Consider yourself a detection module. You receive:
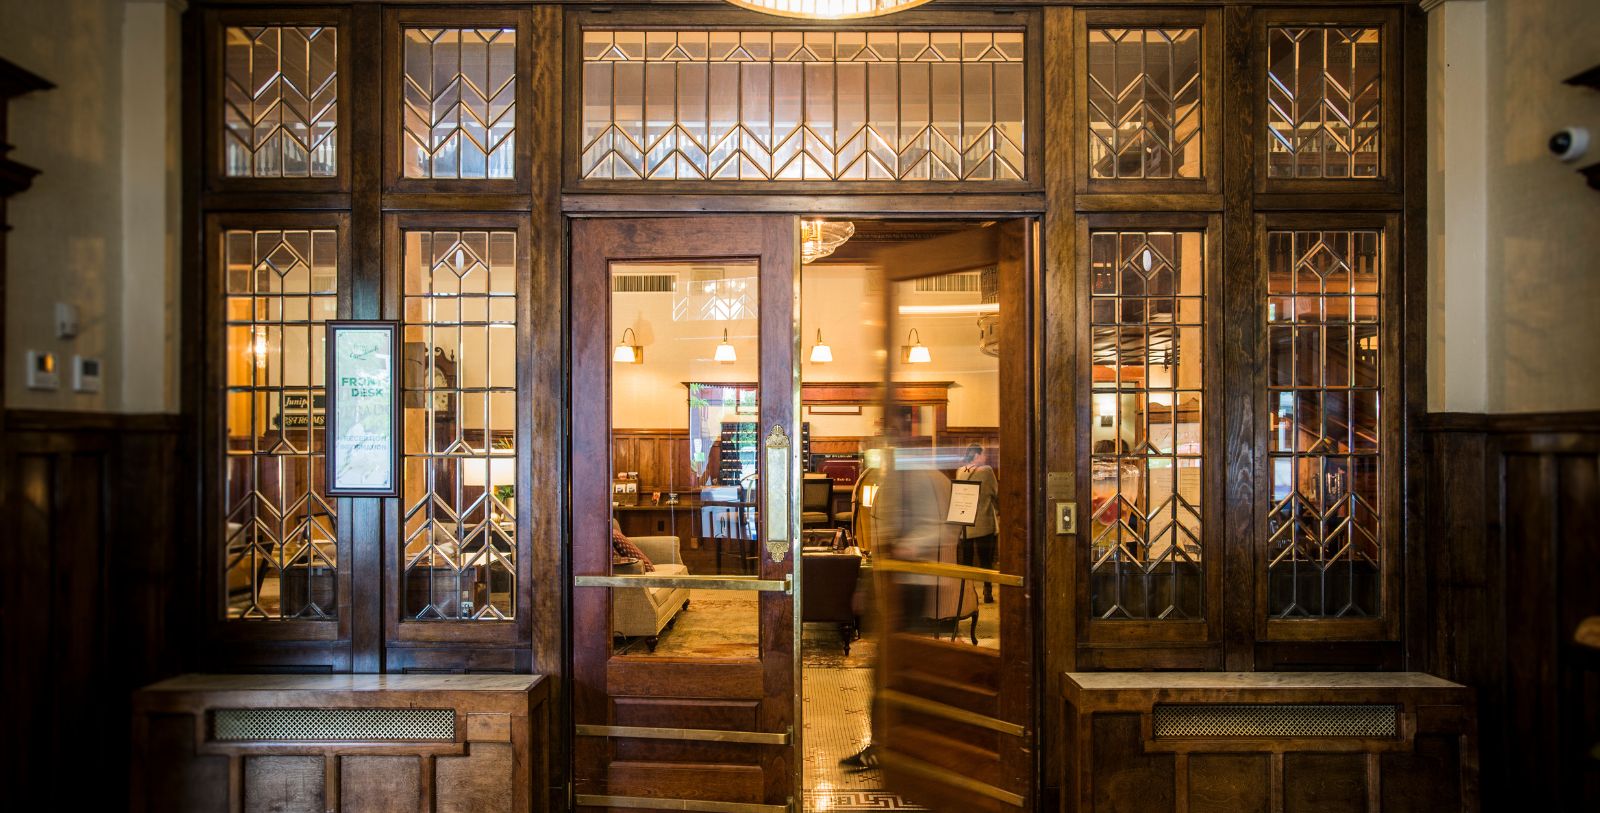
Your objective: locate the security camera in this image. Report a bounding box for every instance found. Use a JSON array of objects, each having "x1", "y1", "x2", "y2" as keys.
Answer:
[{"x1": 1549, "y1": 127, "x2": 1590, "y2": 162}]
